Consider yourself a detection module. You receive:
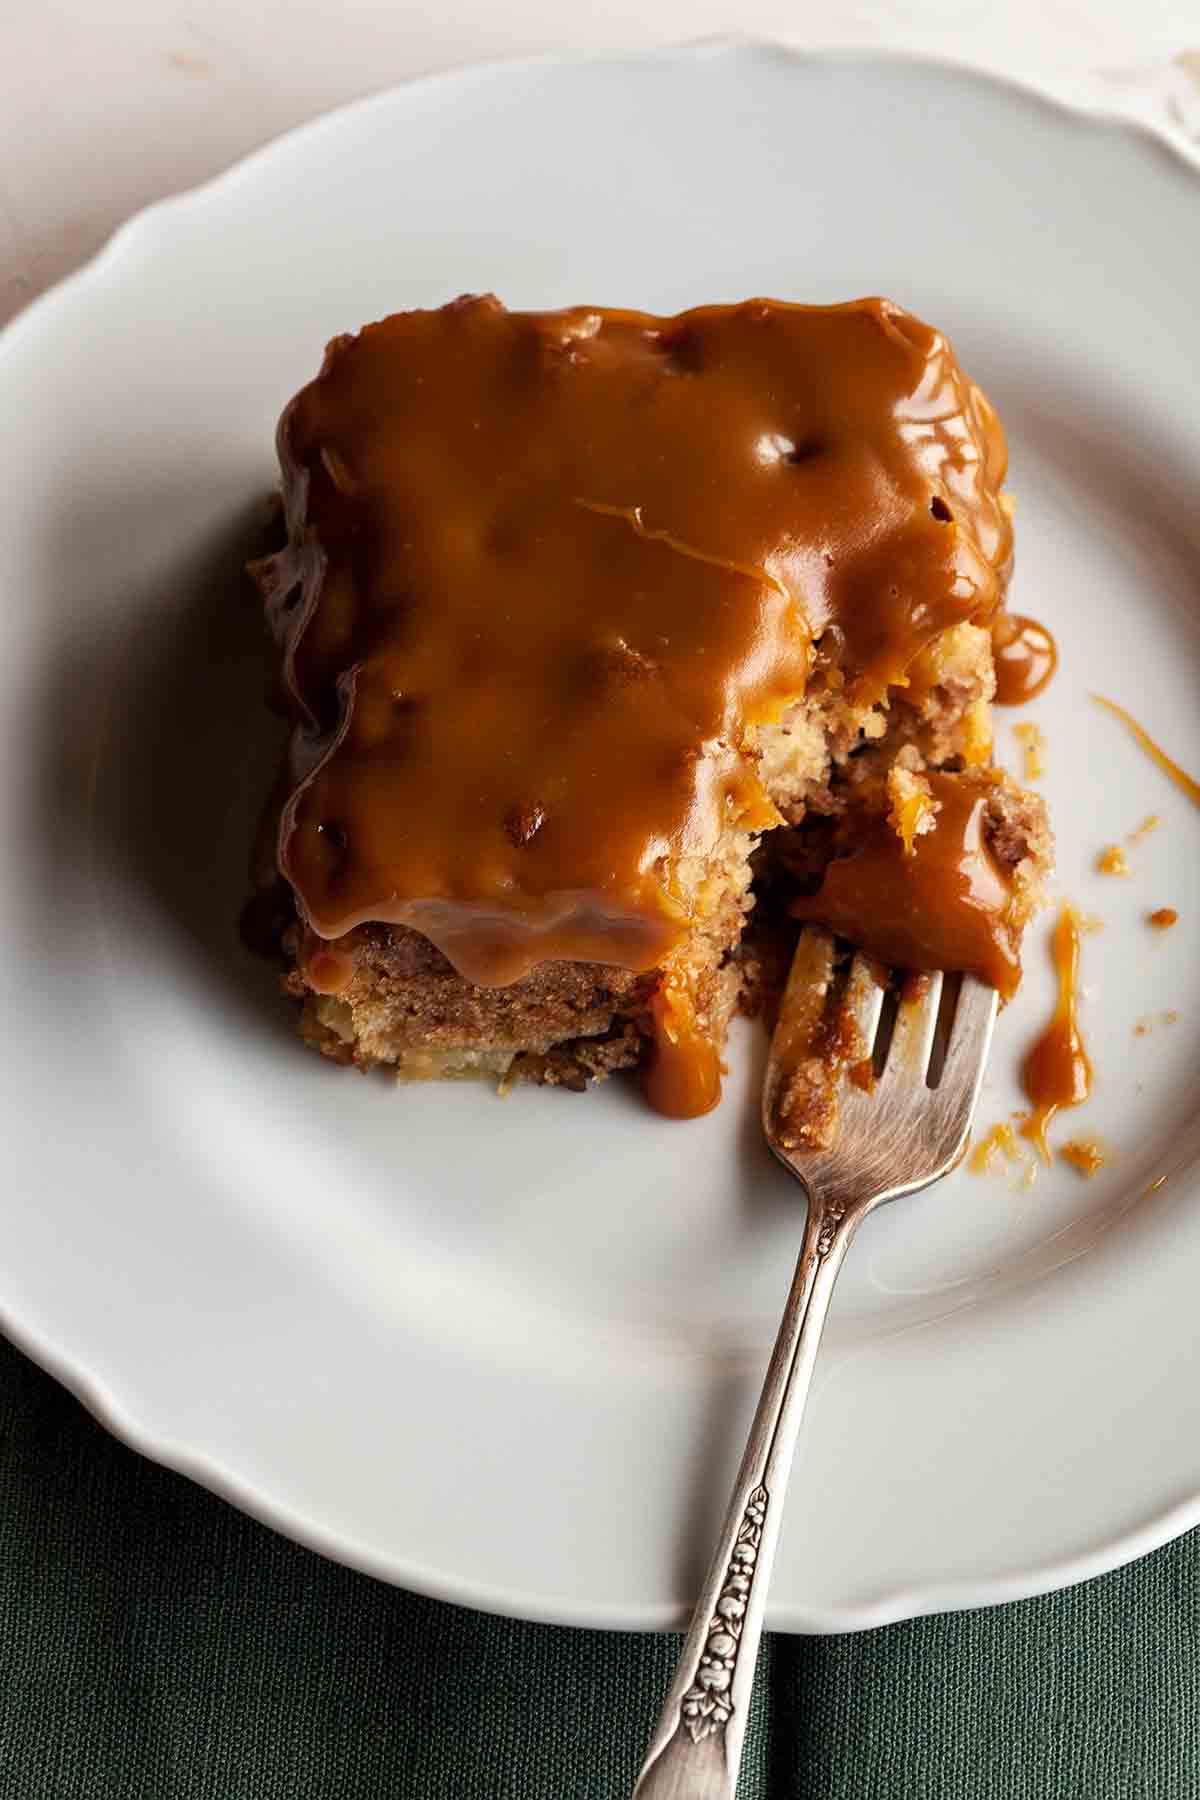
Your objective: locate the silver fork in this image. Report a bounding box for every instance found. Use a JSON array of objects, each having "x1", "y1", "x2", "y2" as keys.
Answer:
[{"x1": 632, "y1": 928, "x2": 999, "y2": 1800}]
